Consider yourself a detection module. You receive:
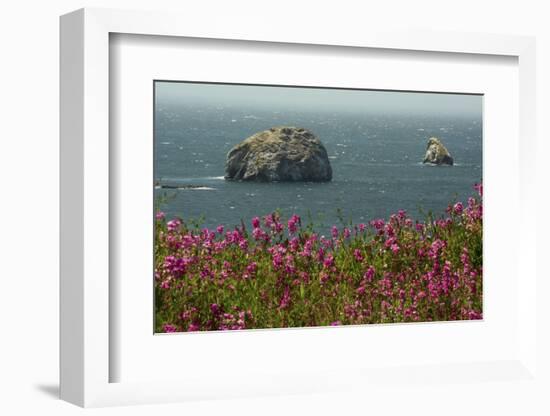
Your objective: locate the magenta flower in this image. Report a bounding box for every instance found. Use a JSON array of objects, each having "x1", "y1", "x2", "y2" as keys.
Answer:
[
  {"x1": 246, "y1": 261, "x2": 257, "y2": 274},
  {"x1": 287, "y1": 214, "x2": 300, "y2": 234},
  {"x1": 252, "y1": 227, "x2": 265, "y2": 241},
  {"x1": 474, "y1": 182, "x2": 483, "y2": 197},
  {"x1": 468, "y1": 310, "x2": 482, "y2": 320},
  {"x1": 200, "y1": 266, "x2": 212, "y2": 280},
  {"x1": 263, "y1": 214, "x2": 273, "y2": 228},
  {"x1": 274, "y1": 222, "x2": 284, "y2": 234},
  {"x1": 284, "y1": 254, "x2": 296, "y2": 275},
  {"x1": 370, "y1": 219, "x2": 385, "y2": 231},
  {"x1": 188, "y1": 323, "x2": 200, "y2": 332},
  {"x1": 156, "y1": 211, "x2": 165, "y2": 221},
  {"x1": 289, "y1": 237, "x2": 300, "y2": 251},
  {"x1": 278, "y1": 286, "x2": 291, "y2": 309},
  {"x1": 163, "y1": 323, "x2": 177, "y2": 333},
  {"x1": 166, "y1": 218, "x2": 181, "y2": 232},
  {"x1": 323, "y1": 254, "x2": 334, "y2": 268},
  {"x1": 364, "y1": 266, "x2": 375, "y2": 282},
  {"x1": 238, "y1": 238, "x2": 248, "y2": 250},
  {"x1": 252, "y1": 216, "x2": 260, "y2": 228},
  {"x1": 272, "y1": 252, "x2": 283, "y2": 269},
  {"x1": 453, "y1": 202, "x2": 464, "y2": 215}
]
